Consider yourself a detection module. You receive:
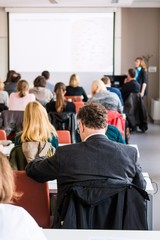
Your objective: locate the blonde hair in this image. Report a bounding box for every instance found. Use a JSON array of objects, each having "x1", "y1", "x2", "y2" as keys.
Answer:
[
  {"x1": 135, "y1": 57, "x2": 147, "y2": 72},
  {"x1": 17, "y1": 80, "x2": 29, "y2": 98},
  {"x1": 69, "y1": 74, "x2": 80, "y2": 87},
  {"x1": 101, "y1": 76, "x2": 111, "y2": 85},
  {"x1": 0, "y1": 152, "x2": 15, "y2": 203},
  {"x1": 0, "y1": 81, "x2": 4, "y2": 91},
  {"x1": 91, "y1": 80, "x2": 107, "y2": 96},
  {"x1": 21, "y1": 101, "x2": 57, "y2": 142}
]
